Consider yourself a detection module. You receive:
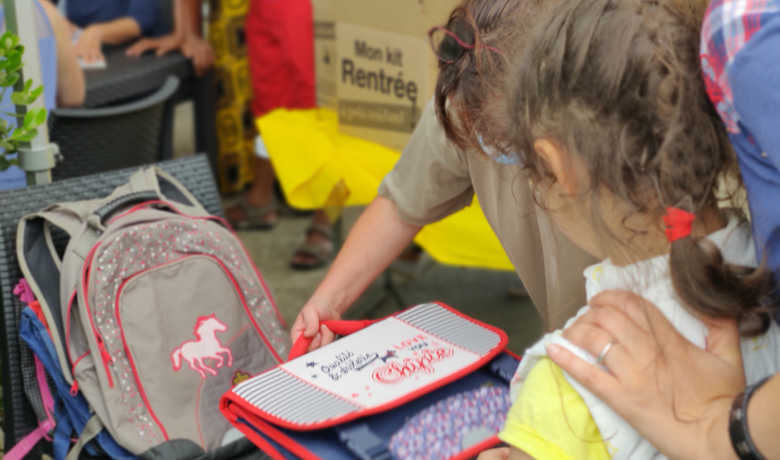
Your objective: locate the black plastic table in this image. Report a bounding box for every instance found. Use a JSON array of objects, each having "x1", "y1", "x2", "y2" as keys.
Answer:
[{"x1": 83, "y1": 45, "x2": 218, "y2": 170}]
